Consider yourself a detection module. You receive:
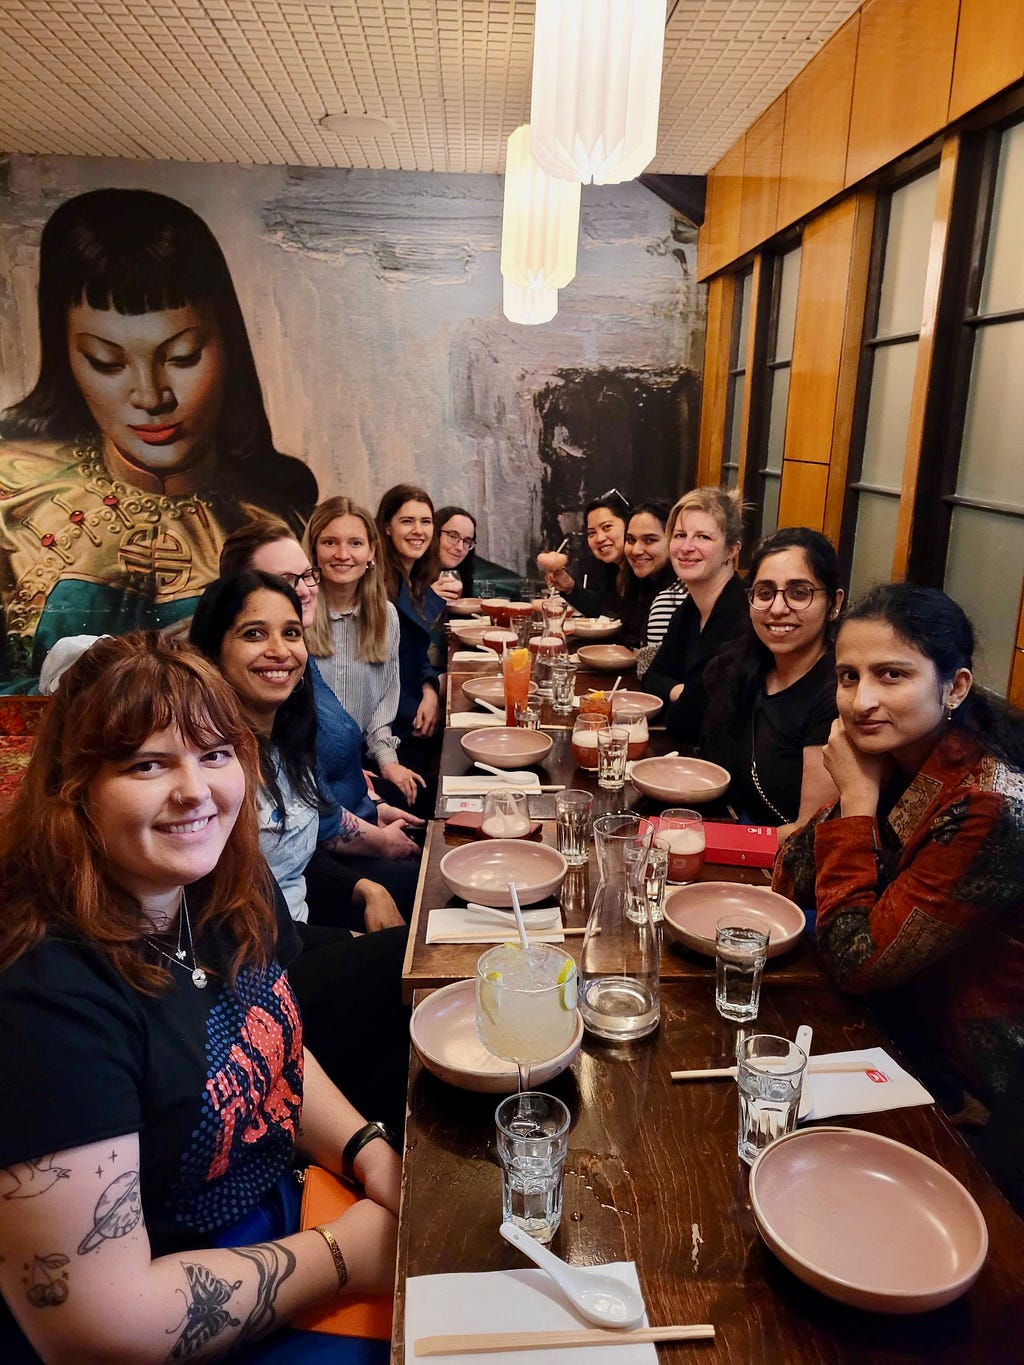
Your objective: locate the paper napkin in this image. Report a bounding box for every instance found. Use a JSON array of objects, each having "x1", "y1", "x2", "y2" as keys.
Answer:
[
  {"x1": 449, "y1": 711, "x2": 508, "y2": 729},
  {"x1": 405, "y1": 1266, "x2": 655, "y2": 1365},
  {"x1": 452, "y1": 649, "x2": 498, "y2": 663},
  {"x1": 443, "y1": 775, "x2": 542, "y2": 795},
  {"x1": 426, "y1": 904, "x2": 564, "y2": 944},
  {"x1": 804, "y1": 1047, "x2": 934, "y2": 1121}
]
